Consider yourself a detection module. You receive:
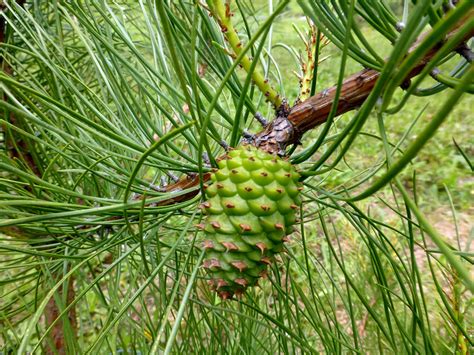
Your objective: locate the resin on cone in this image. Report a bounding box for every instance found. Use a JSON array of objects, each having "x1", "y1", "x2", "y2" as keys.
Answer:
[{"x1": 199, "y1": 145, "x2": 302, "y2": 299}]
